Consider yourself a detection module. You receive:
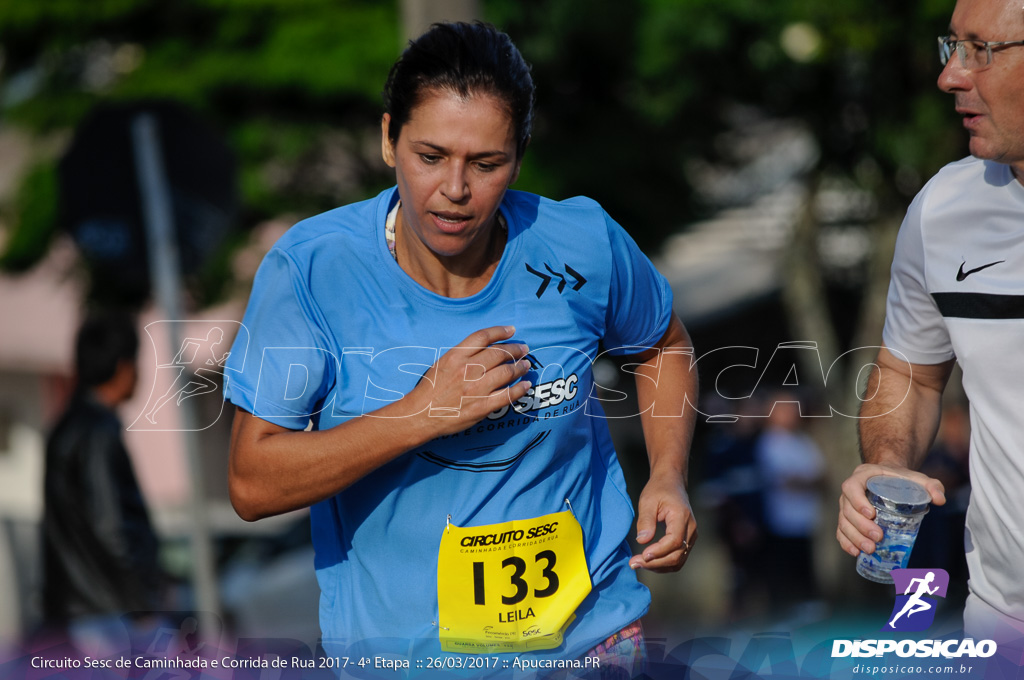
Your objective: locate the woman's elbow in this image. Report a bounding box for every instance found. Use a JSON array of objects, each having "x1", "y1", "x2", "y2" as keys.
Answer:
[{"x1": 228, "y1": 472, "x2": 269, "y2": 522}]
